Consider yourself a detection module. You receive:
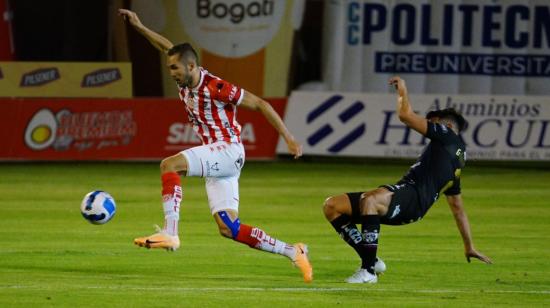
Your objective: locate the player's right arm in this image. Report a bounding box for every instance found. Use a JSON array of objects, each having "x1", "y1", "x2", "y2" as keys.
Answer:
[
  {"x1": 118, "y1": 9, "x2": 173, "y2": 53},
  {"x1": 389, "y1": 76, "x2": 428, "y2": 136},
  {"x1": 239, "y1": 91, "x2": 302, "y2": 159},
  {"x1": 446, "y1": 193, "x2": 492, "y2": 264}
]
